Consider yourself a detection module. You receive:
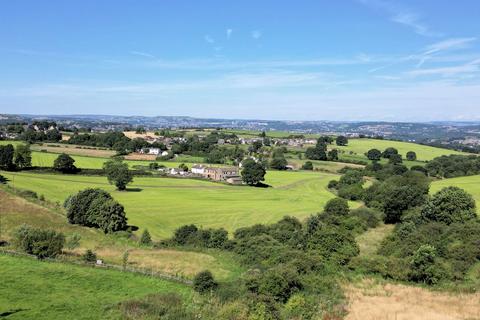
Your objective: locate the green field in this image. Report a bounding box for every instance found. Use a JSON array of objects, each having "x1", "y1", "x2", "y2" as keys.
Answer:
[
  {"x1": 0, "y1": 254, "x2": 190, "y2": 320},
  {"x1": 0, "y1": 170, "x2": 340, "y2": 239},
  {"x1": 431, "y1": 175, "x2": 480, "y2": 214},
  {"x1": 337, "y1": 138, "x2": 468, "y2": 162}
]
